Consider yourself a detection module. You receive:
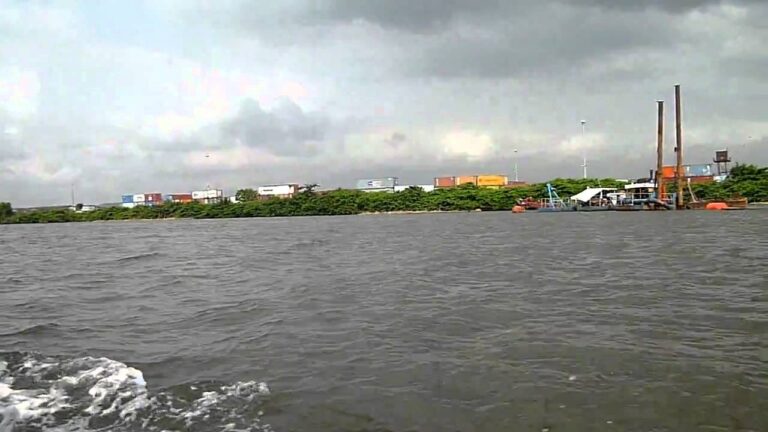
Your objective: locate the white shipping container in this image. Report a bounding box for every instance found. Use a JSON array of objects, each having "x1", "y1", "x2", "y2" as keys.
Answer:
[
  {"x1": 258, "y1": 185, "x2": 295, "y2": 196},
  {"x1": 206, "y1": 189, "x2": 223, "y2": 199},
  {"x1": 122, "y1": 202, "x2": 137, "y2": 208},
  {"x1": 191, "y1": 191, "x2": 206, "y2": 199},
  {"x1": 132, "y1": 194, "x2": 145, "y2": 202},
  {"x1": 356, "y1": 178, "x2": 398, "y2": 190}
]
